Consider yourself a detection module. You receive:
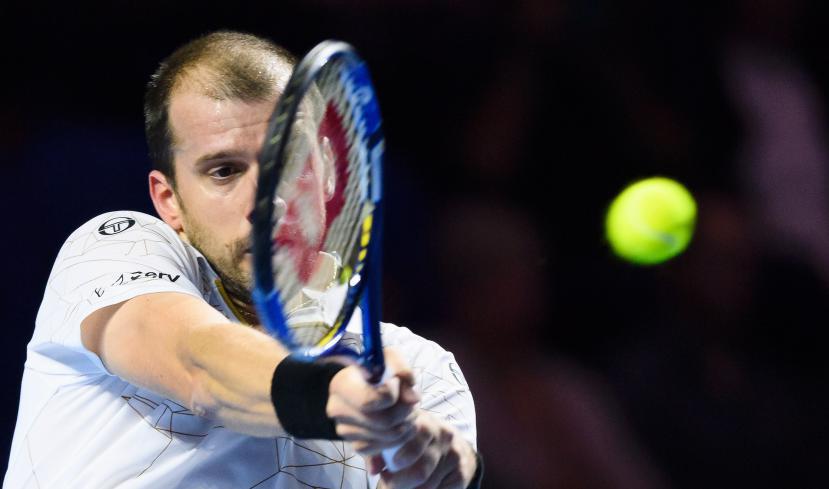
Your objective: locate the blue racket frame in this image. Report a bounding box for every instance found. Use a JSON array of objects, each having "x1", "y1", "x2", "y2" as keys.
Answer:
[{"x1": 252, "y1": 41, "x2": 386, "y2": 383}]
